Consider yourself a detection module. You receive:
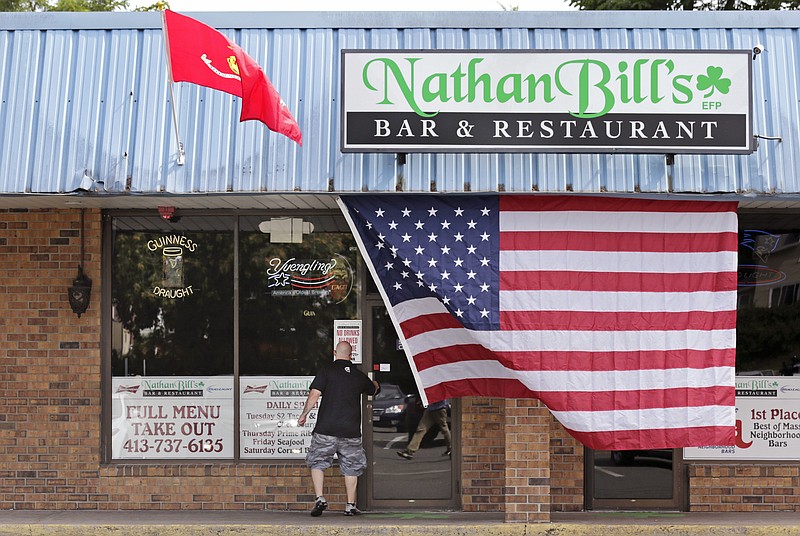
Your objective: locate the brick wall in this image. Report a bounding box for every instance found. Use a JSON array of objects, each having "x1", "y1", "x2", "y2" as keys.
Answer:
[
  {"x1": 458, "y1": 400, "x2": 584, "y2": 517},
  {"x1": 549, "y1": 416, "x2": 584, "y2": 512},
  {"x1": 0, "y1": 209, "x2": 351, "y2": 510},
  {"x1": 97, "y1": 464, "x2": 320, "y2": 511},
  {"x1": 0, "y1": 209, "x2": 563, "y2": 514},
  {"x1": 5, "y1": 209, "x2": 797, "y2": 514},
  {"x1": 0, "y1": 209, "x2": 548, "y2": 514},
  {"x1": 0, "y1": 209, "x2": 102, "y2": 509},
  {"x1": 460, "y1": 397, "x2": 505, "y2": 512},
  {"x1": 503, "y1": 399, "x2": 550, "y2": 522},
  {"x1": 689, "y1": 464, "x2": 800, "y2": 512}
]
